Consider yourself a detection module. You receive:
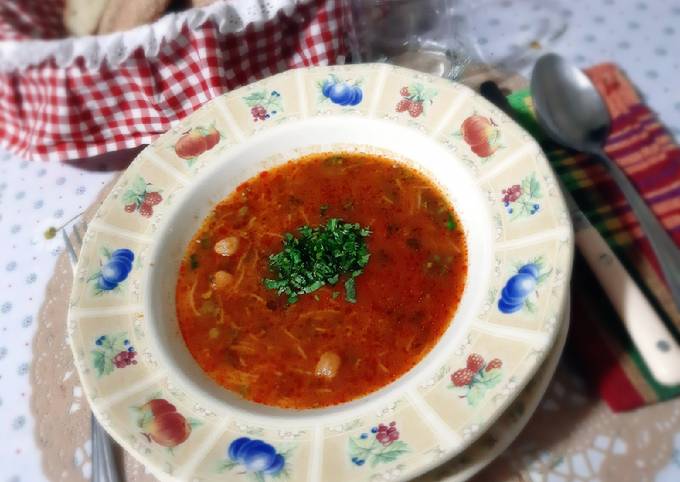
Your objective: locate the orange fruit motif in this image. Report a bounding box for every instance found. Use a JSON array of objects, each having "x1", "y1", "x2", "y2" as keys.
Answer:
[
  {"x1": 174, "y1": 126, "x2": 220, "y2": 160},
  {"x1": 138, "y1": 399, "x2": 192, "y2": 448},
  {"x1": 460, "y1": 115, "x2": 500, "y2": 158},
  {"x1": 203, "y1": 126, "x2": 220, "y2": 150}
]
